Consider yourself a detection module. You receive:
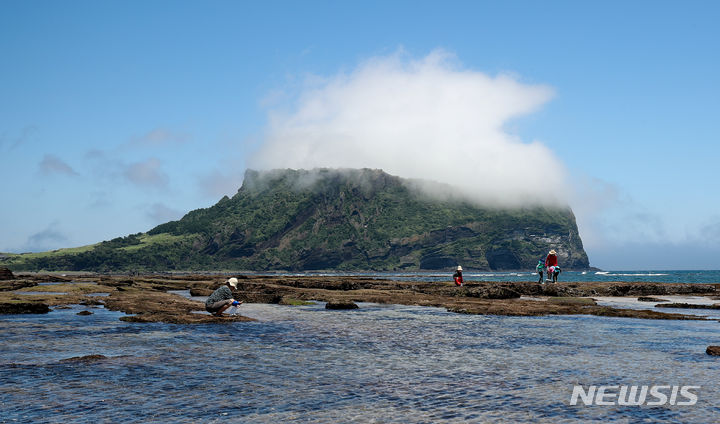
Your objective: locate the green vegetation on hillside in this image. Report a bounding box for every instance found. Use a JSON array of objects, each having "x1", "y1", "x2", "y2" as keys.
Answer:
[{"x1": 2, "y1": 168, "x2": 590, "y2": 272}]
